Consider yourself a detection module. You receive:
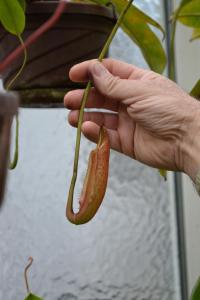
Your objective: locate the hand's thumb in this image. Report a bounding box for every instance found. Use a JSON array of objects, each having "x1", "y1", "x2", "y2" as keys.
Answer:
[{"x1": 89, "y1": 62, "x2": 132, "y2": 101}]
